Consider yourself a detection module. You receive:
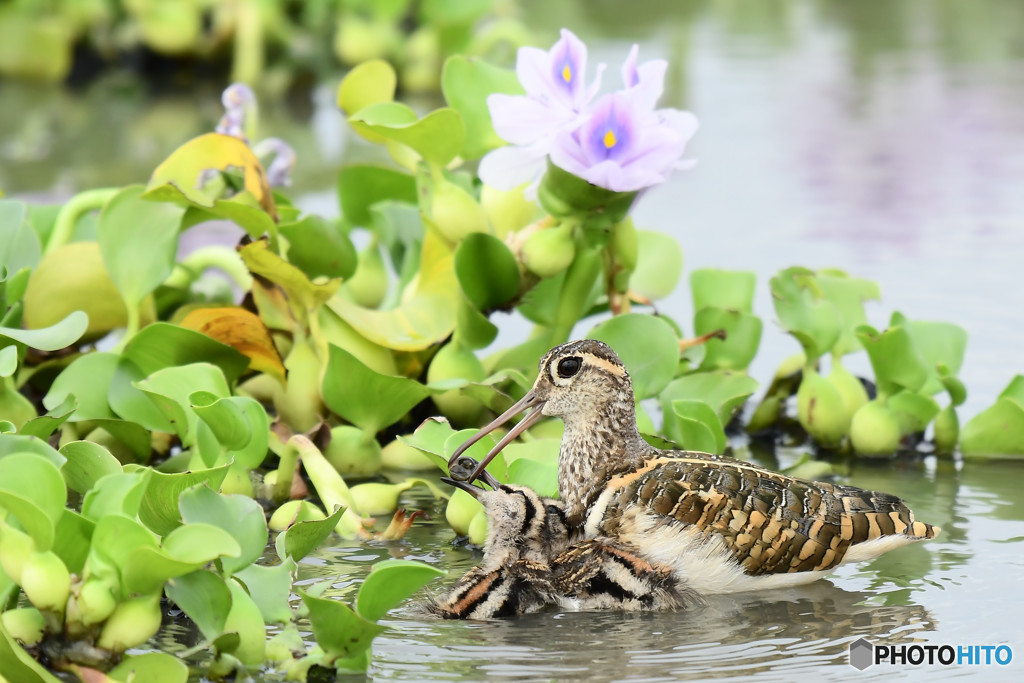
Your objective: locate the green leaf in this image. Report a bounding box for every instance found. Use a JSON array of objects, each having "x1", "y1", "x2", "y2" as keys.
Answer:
[
  {"x1": 280, "y1": 214, "x2": 357, "y2": 281},
  {"x1": 19, "y1": 394, "x2": 76, "y2": 439},
  {"x1": 88, "y1": 514, "x2": 159, "y2": 578},
  {"x1": 0, "y1": 199, "x2": 41, "y2": 275},
  {"x1": 180, "y1": 195, "x2": 278, "y2": 241},
  {"x1": 694, "y1": 308, "x2": 762, "y2": 372},
  {"x1": 690, "y1": 269, "x2": 756, "y2": 313},
  {"x1": 109, "y1": 357, "x2": 175, "y2": 432},
  {"x1": 505, "y1": 443, "x2": 560, "y2": 498},
  {"x1": 350, "y1": 103, "x2": 466, "y2": 167},
  {"x1": 338, "y1": 59, "x2": 397, "y2": 116},
  {"x1": 960, "y1": 395, "x2": 1024, "y2": 459},
  {"x1": 166, "y1": 569, "x2": 232, "y2": 641},
  {"x1": 670, "y1": 399, "x2": 726, "y2": 453},
  {"x1": 190, "y1": 393, "x2": 269, "y2": 470},
  {"x1": 0, "y1": 311, "x2": 88, "y2": 351},
  {"x1": 338, "y1": 165, "x2": 418, "y2": 227},
  {"x1": 631, "y1": 230, "x2": 683, "y2": 301},
  {"x1": 123, "y1": 523, "x2": 242, "y2": 595},
  {"x1": 441, "y1": 56, "x2": 524, "y2": 159},
  {"x1": 898, "y1": 314, "x2": 968, "y2": 396},
  {"x1": 855, "y1": 324, "x2": 929, "y2": 395},
  {"x1": 108, "y1": 653, "x2": 188, "y2": 683},
  {"x1": 240, "y1": 239, "x2": 340, "y2": 321},
  {"x1": 660, "y1": 371, "x2": 759, "y2": 428},
  {"x1": 300, "y1": 590, "x2": 385, "y2": 664},
  {"x1": 0, "y1": 434, "x2": 65, "y2": 468},
  {"x1": 455, "y1": 293, "x2": 499, "y2": 349},
  {"x1": 323, "y1": 345, "x2": 439, "y2": 433},
  {"x1": 454, "y1": 233, "x2": 520, "y2": 310},
  {"x1": 82, "y1": 470, "x2": 151, "y2": 521},
  {"x1": 328, "y1": 229, "x2": 459, "y2": 350},
  {"x1": 276, "y1": 506, "x2": 344, "y2": 563},
  {"x1": 123, "y1": 323, "x2": 249, "y2": 385},
  {"x1": 356, "y1": 559, "x2": 445, "y2": 622},
  {"x1": 887, "y1": 390, "x2": 940, "y2": 436},
  {"x1": 234, "y1": 560, "x2": 297, "y2": 625},
  {"x1": 52, "y1": 509, "x2": 93, "y2": 575},
  {"x1": 396, "y1": 418, "x2": 457, "y2": 471},
  {"x1": 817, "y1": 271, "x2": 880, "y2": 357},
  {"x1": 98, "y1": 185, "x2": 184, "y2": 309},
  {"x1": 60, "y1": 440, "x2": 123, "y2": 494},
  {"x1": 179, "y1": 485, "x2": 267, "y2": 577},
  {"x1": 137, "y1": 465, "x2": 230, "y2": 536},
  {"x1": 0, "y1": 453, "x2": 67, "y2": 550},
  {"x1": 0, "y1": 345, "x2": 16, "y2": 377},
  {"x1": 134, "y1": 363, "x2": 231, "y2": 443},
  {"x1": 770, "y1": 267, "x2": 840, "y2": 364},
  {"x1": 588, "y1": 314, "x2": 679, "y2": 398},
  {"x1": 1000, "y1": 375, "x2": 1024, "y2": 404},
  {"x1": 42, "y1": 352, "x2": 119, "y2": 420}
]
